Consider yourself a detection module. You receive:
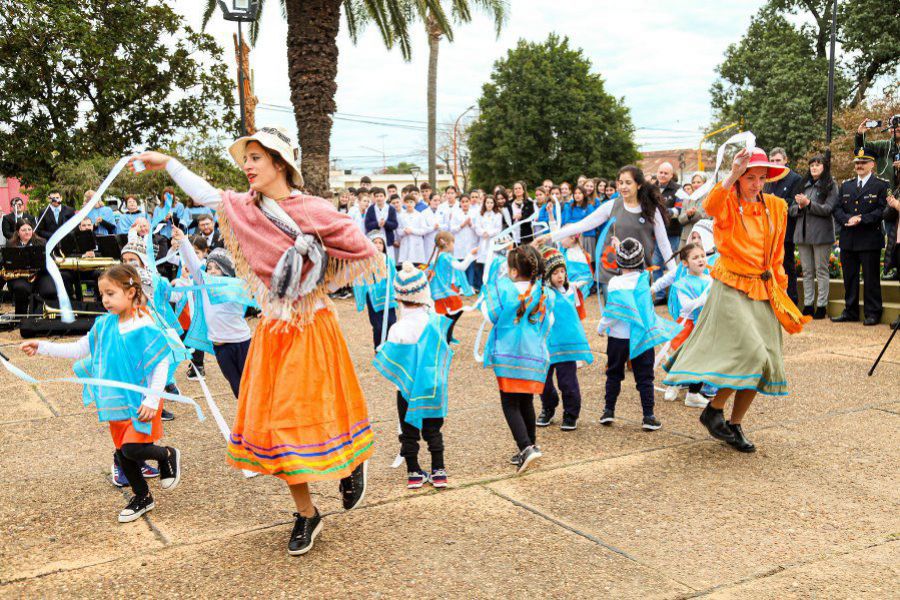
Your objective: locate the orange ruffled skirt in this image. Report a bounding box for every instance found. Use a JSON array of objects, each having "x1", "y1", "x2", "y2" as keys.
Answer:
[{"x1": 226, "y1": 309, "x2": 374, "y2": 484}]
